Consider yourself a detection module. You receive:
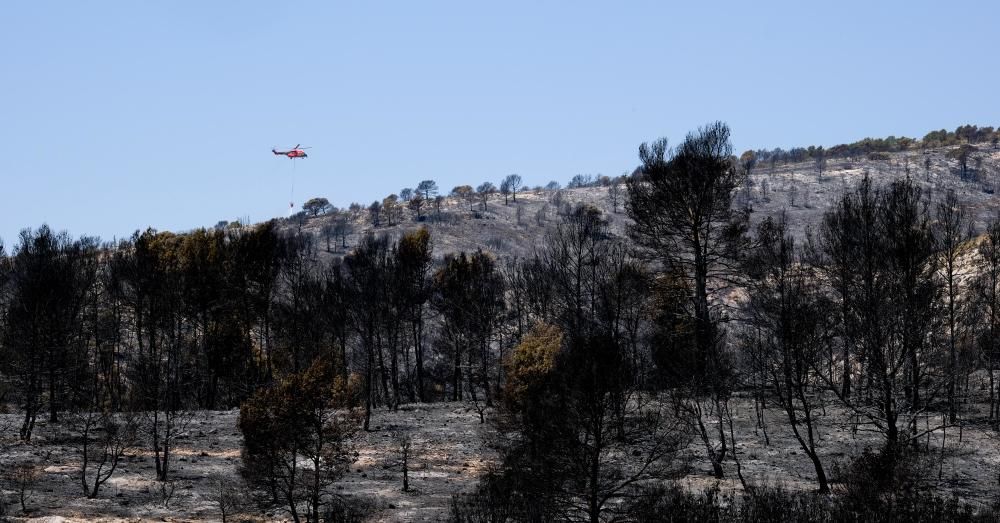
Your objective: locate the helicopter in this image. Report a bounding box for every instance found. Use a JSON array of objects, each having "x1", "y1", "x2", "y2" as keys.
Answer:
[
  {"x1": 272, "y1": 144, "x2": 310, "y2": 159},
  {"x1": 271, "y1": 144, "x2": 311, "y2": 214}
]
